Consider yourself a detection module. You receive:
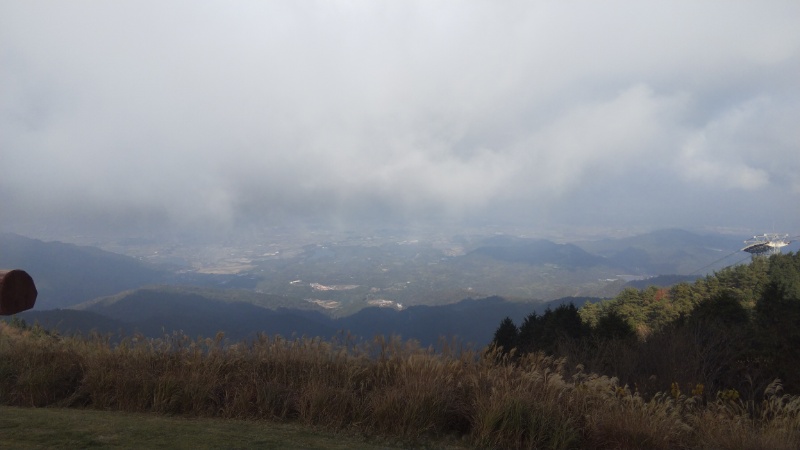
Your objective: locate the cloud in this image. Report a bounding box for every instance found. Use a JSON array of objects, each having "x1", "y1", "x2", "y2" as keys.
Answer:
[
  {"x1": 678, "y1": 95, "x2": 800, "y2": 192},
  {"x1": 1, "y1": 1, "x2": 799, "y2": 235}
]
